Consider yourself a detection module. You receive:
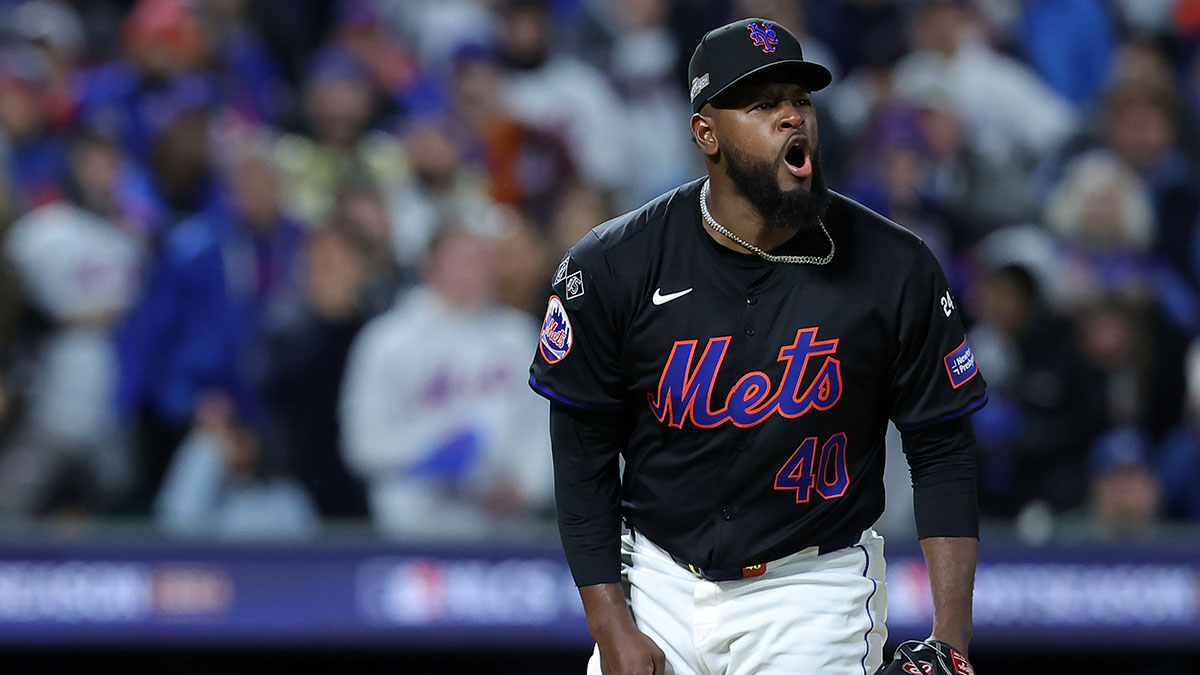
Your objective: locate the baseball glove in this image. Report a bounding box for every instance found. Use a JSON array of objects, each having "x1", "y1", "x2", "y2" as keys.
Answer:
[{"x1": 875, "y1": 639, "x2": 975, "y2": 675}]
